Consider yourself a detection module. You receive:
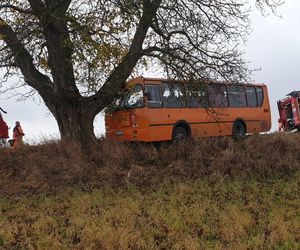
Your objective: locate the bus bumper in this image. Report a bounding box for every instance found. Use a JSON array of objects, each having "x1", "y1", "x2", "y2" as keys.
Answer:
[{"x1": 106, "y1": 127, "x2": 149, "y2": 142}]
